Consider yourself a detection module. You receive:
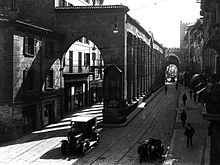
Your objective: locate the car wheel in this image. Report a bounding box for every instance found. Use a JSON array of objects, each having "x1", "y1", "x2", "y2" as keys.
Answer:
[
  {"x1": 61, "y1": 140, "x2": 68, "y2": 155},
  {"x1": 95, "y1": 135, "x2": 100, "y2": 145},
  {"x1": 139, "y1": 154, "x2": 143, "y2": 163},
  {"x1": 81, "y1": 142, "x2": 87, "y2": 156}
]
